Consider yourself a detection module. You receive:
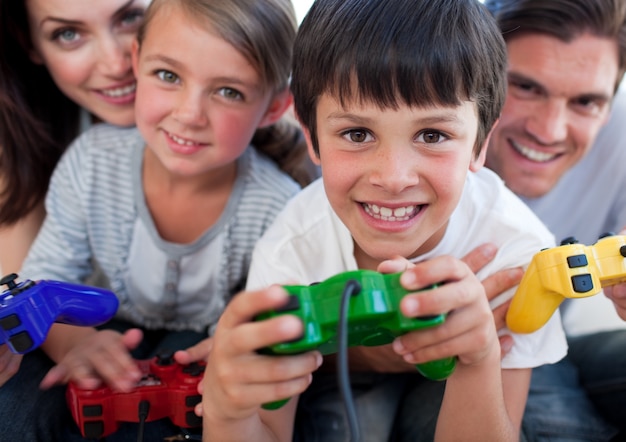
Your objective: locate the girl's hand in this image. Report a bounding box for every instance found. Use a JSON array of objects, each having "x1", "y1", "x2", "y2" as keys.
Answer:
[
  {"x1": 0, "y1": 345, "x2": 22, "y2": 386},
  {"x1": 40, "y1": 328, "x2": 143, "y2": 391}
]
